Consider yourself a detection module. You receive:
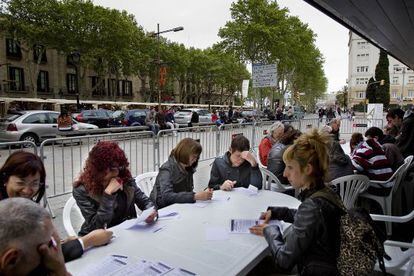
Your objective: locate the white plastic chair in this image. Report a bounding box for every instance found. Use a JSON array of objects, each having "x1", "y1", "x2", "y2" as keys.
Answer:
[
  {"x1": 63, "y1": 196, "x2": 84, "y2": 237},
  {"x1": 329, "y1": 174, "x2": 370, "y2": 209},
  {"x1": 135, "y1": 172, "x2": 158, "y2": 197},
  {"x1": 256, "y1": 149, "x2": 267, "y2": 169},
  {"x1": 359, "y1": 155, "x2": 413, "y2": 235},
  {"x1": 371, "y1": 210, "x2": 414, "y2": 276},
  {"x1": 259, "y1": 167, "x2": 294, "y2": 193}
]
